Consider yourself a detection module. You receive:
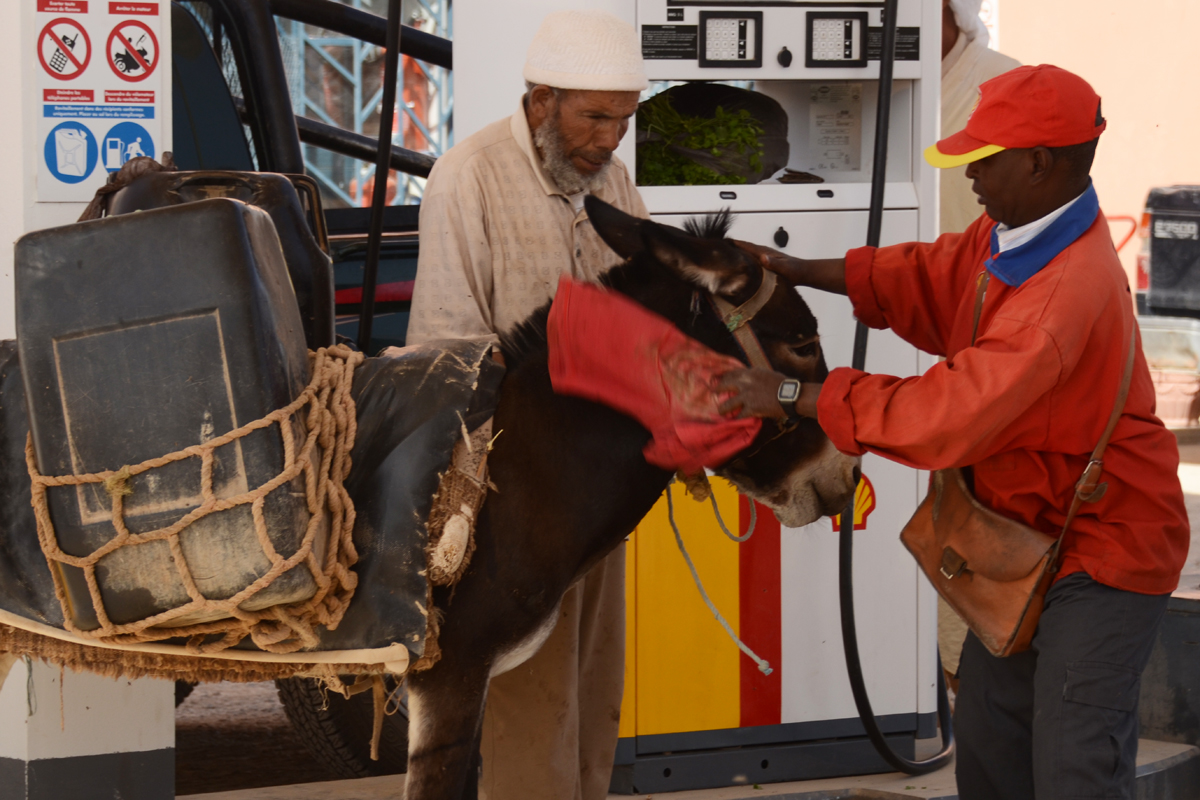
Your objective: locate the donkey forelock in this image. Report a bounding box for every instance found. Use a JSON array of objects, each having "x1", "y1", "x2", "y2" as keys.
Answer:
[{"x1": 683, "y1": 208, "x2": 734, "y2": 241}]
